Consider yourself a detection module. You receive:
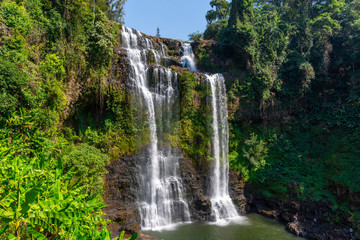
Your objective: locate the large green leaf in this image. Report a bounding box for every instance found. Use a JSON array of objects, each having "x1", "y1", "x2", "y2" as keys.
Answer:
[
  {"x1": 8, "y1": 234, "x2": 18, "y2": 240},
  {"x1": 28, "y1": 217, "x2": 57, "y2": 233},
  {"x1": 54, "y1": 179, "x2": 63, "y2": 200},
  {"x1": 21, "y1": 181, "x2": 43, "y2": 215},
  {"x1": 27, "y1": 226, "x2": 47, "y2": 240},
  {"x1": 56, "y1": 156, "x2": 63, "y2": 178},
  {"x1": 0, "y1": 225, "x2": 8, "y2": 236},
  {"x1": 126, "y1": 233, "x2": 138, "y2": 240}
]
